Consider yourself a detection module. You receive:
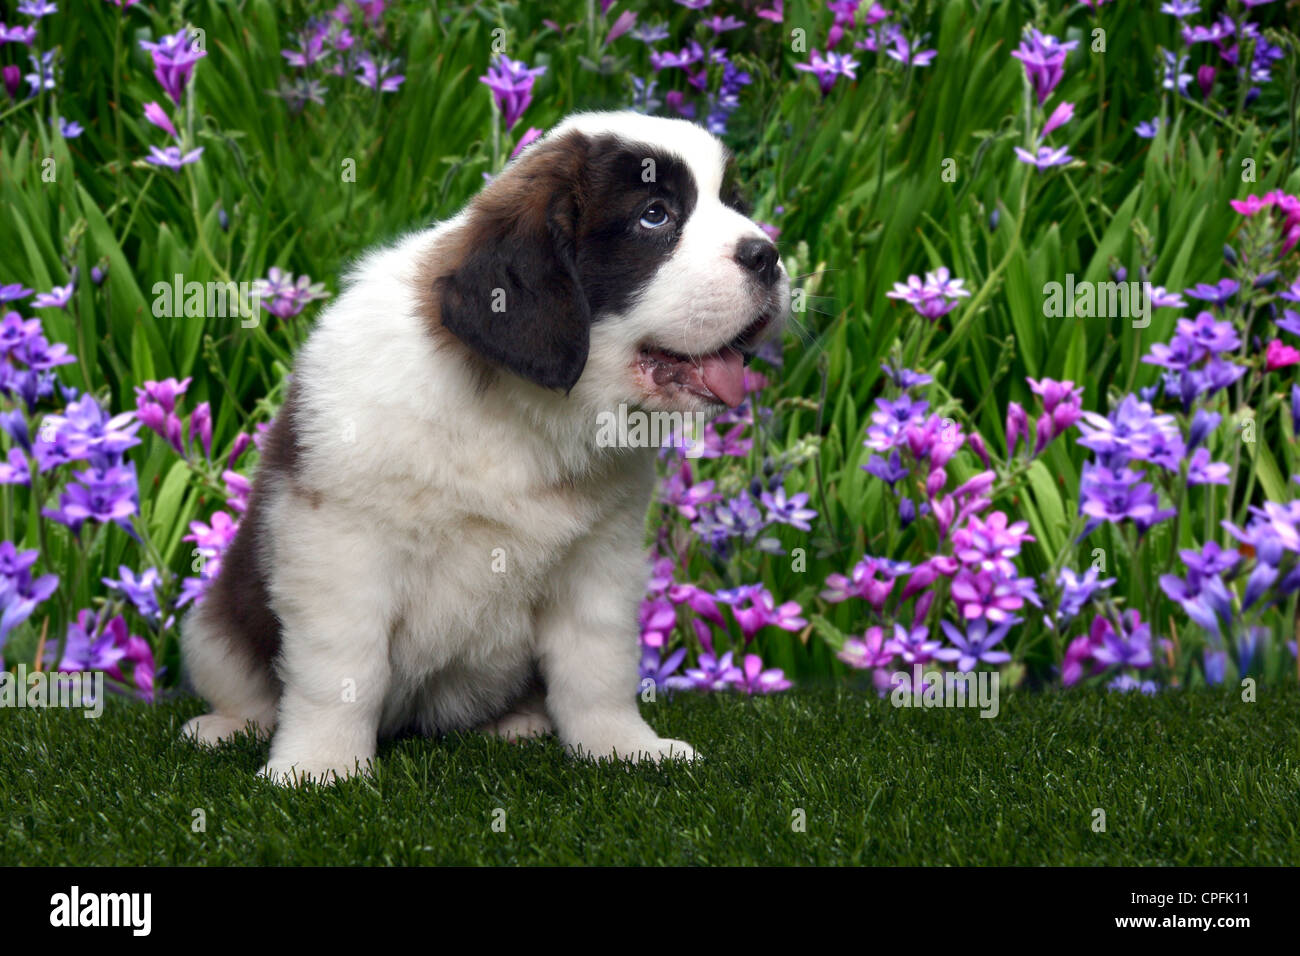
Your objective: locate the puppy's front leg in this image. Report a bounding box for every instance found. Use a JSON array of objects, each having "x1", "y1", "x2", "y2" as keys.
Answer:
[
  {"x1": 258, "y1": 514, "x2": 394, "y2": 786},
  {"x1": 537, "y1": 512, "x2": 697, "y2": 765}
]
